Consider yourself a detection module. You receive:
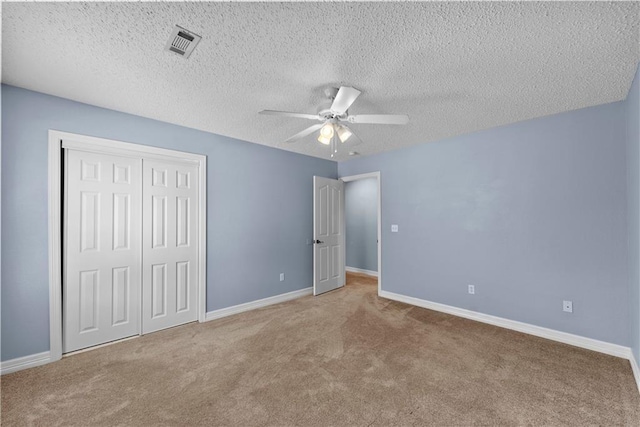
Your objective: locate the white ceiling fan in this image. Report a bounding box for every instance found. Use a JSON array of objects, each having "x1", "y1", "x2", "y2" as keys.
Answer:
[{"x1": 259, "y1": 86, "x2": 409, "y2": 158}]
